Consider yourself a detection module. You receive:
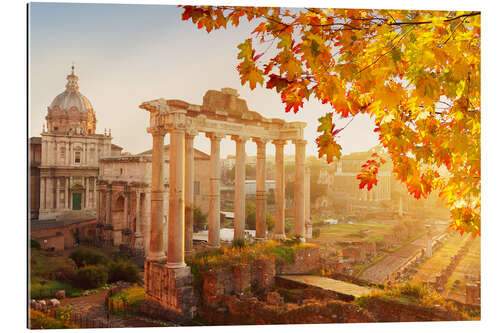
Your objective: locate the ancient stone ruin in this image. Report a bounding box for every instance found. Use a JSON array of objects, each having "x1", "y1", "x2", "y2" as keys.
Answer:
[{"x1": 139, "y1": 88, "x2": 309, "y2": 320}]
